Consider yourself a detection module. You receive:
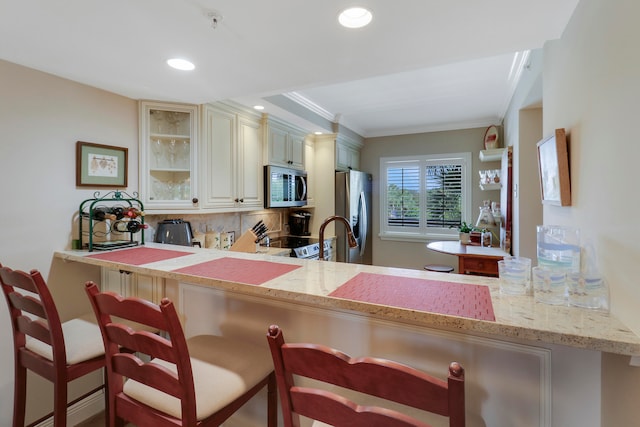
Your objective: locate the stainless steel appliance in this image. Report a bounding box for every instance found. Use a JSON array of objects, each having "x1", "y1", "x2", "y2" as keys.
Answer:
[
  {"x1": 154, "y1": 219, "x2": 194, "y2": 246},
  {"x1": 335, "y1": 170, "x2": 372, "y2": 264},
  {"x1": 289, "y1": 211, "x2": 311, "y2": 236},
  {"x1": 263, "y1": 236, "x2": 332, "y2": 260},
  {"x1": 264, "y1": 165, "x2": 308, "y2": 208}
]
